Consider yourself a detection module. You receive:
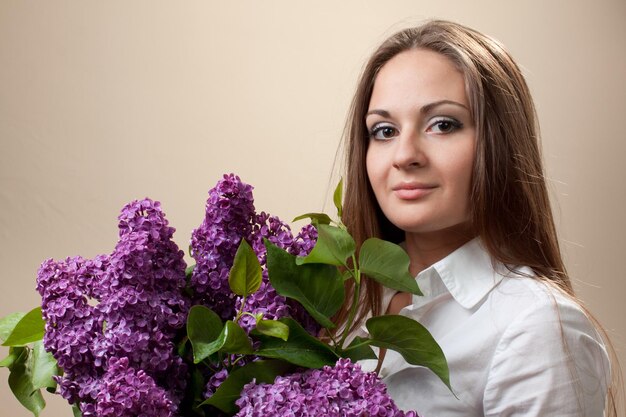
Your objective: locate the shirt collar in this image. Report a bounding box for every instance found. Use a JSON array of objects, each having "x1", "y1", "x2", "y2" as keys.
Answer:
[{"x1": 415, "y1": 238, "x2": 507, "y2": 310}]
